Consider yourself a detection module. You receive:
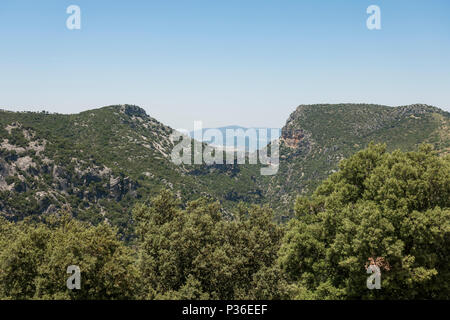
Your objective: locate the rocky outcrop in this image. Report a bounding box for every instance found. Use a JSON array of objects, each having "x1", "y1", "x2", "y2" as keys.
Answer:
[
  {"x1": 281, "y1": 128, "x2": 308, "y2": 148},
  {"x1": 120, "y1": 104, "x2": 148, "y2": 118}
]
